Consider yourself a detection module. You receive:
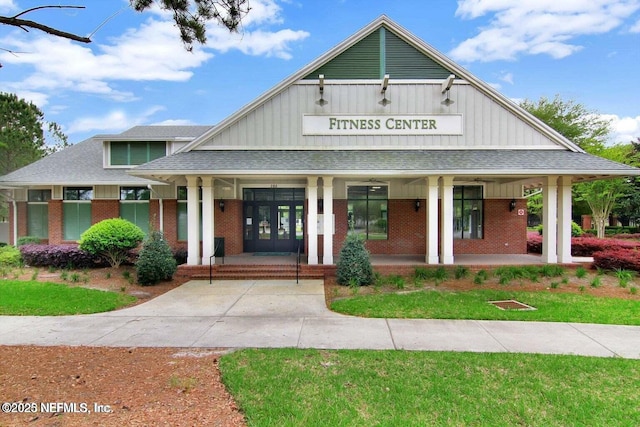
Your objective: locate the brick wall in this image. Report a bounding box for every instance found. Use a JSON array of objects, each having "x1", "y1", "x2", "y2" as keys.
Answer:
[
  {"x1": 214, "y1": 199, "x2": 243, "y2": 255},
  {"x1": 91, "y1": 200, "x2": 119, "y2": 224},
  {"x1": 47, "y1": 200, "x2": 63, "y2": 244},
  {"x1": 453, "y1": 199, "x2": 527, "y2": 254},
  {"x1": 162, "y1": 199, "x2": 180, "y2": 248}
]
